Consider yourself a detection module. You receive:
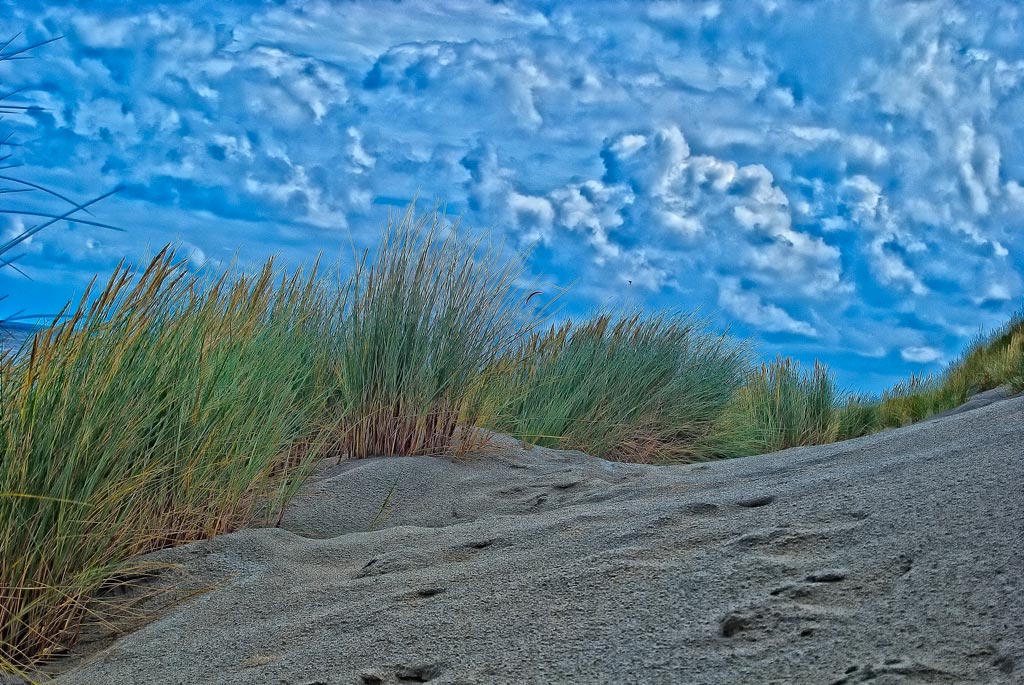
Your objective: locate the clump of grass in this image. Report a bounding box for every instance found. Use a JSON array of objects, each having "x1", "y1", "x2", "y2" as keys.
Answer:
[
  {"x1": 835, "y1": 310, "x2": 1024, "y2": 437},
  {"x1": 331, "y1": 205, "x2": 536, "y2": 459},
  {"x1": 1001, "y1": 328, "x2": 1024, "y2": 392},
  {"x1": 1, "y1": 248, "x2": 338, "y2": 670},
  {"x1": 834, "y1": 373, "x2": 952, "y2": 439},
  {"x1": 489, "y1": 311, "x2": 748, "y2": 463},
  {"x1": 943, "y1": 310, "x2": 1024, "y2": 397},
  {"x1": 712, "y1": 356, "x2": 838, "y2": 457},
  {"x1": 877, "y1": 373, "x2": 949, "y2": 427},
  {"x1": 834, "y1": 392, "x2": 880, "y2": 441}
]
